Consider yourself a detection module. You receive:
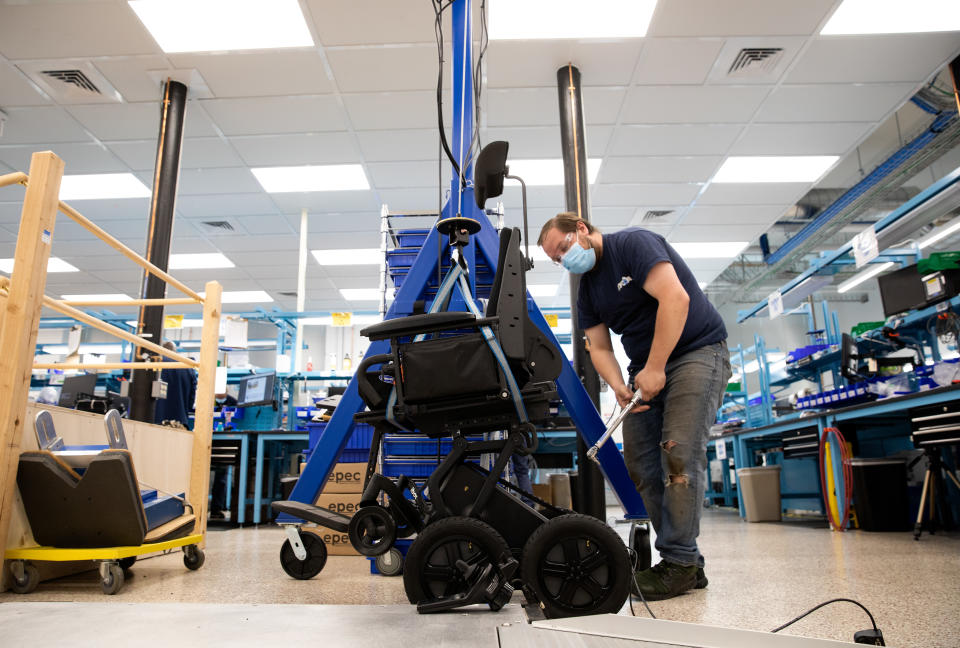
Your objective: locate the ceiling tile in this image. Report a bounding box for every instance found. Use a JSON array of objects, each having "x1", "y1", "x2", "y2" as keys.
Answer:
[
  {"x1": 0, "y1": 106, "x2": 91, "y2": 144},
  {"x1": 633, "y1": 38, "x2": 723, "y2": 85},
  {"x1": 356, "y1": 129, "x2": 440, "y2": 162},
  {"x1": 68, "y1": 102, "x2": 218, "y2": 141},
  {"x1": 367, "y1": 161, "x2": 444, "y2": 189},
  {"x1": 485, "y1": 41, "x2": 643, "y2": 88},
  {"x1": 591, "y1": 183, "x2": 702, "y2": 206},
  {"x1": 230, "y1": 132, "x2": 361, "y2": 166},
  {"x1": 306, "y1": 0, "x2": 437, "y2": 46},
  {"x1": 730, "y1": 122, "x2": 873, "y2": 156},
  {"x1": 0, "y1": 143, "x2": 127, "y2": 174},
  {"x1": 326, "y1": 45, "x2": 439, "y2": 93},
  {"x1": 177, "y1": 168, "x2": 263, "y2": 195},
  {"x1": 697, "y1": 182, "x2": 808, "y2": 205},
  {"x1": 649, "y1": 0, "x2": 836, "y2": 37},
  {"x1": 480, "y1": 126, "x2": 613, "y2": 159},
  {"x1": 622, "y1": 86, "x2": 770, "y2": 124},
  {"x1": 201, "y1": 96, "x2": 347, "y2": 135},
  {"x1": 786, "y1": 34, "x2": 960, "y2": 85},
  {"x1": 168, "y1": 50, "x2": 333, "y2": 97},
  {"x1": 177, "y1": 194, "x2": 280, "y2": 219},
  {"x1": 670, "y1": 224, "x2": 765, "y2": 243},
  {"x1": 608, "y1": 124, "x2": 743, "y2": 156},
  {"x1": 0, "y1": 61, "x2": 48, "y2": 107},
  {"x1": 237, "y1": 215, "x2": 295, "y2": 236},
  {"x1": 92, "y1": 56, "x2": 173, "y2": 103},
  {"x1": 269, "y1": 191, "x2": 380, "y2": 214},
  {"x1": 486, "y1": 87, "x2": 625, "y2": 127},
  {"x1": 598, "y1": 156, "x2": 722, "y2": 184},
  {"x1": 342, "y1": 92, "x2": 437, "y2": 130},
  {"x1": 680, "y1": 205, "x2": 788, "y2": 227},
  {"x1": 754, "y1": 84, "x2": 916, "y2": 123},
  {"x1": 181, "y1": 137, "x2": 245, "y2": 169},
  {"x1": 377, "y1": 187, "x2": 445, "y2": 213},
  {"x1": 59, "y1": 198, "x2": 152, "y2": 225},
  {"x1": 0, "y1": 3, "x2": 158, "y2": 59}
]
